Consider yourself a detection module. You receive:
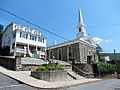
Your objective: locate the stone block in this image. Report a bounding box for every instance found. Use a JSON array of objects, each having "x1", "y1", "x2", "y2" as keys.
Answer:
[{"x1": 31, "y1": 70, "x2": 67, "y2": 82}]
